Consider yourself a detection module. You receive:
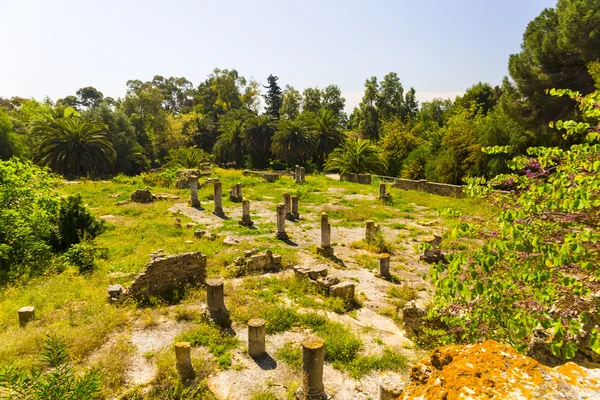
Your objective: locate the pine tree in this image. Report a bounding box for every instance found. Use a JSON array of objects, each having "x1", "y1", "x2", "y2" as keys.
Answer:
[{"x1": 263, "y1": 74, "x2": 283, "y2": 118}]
